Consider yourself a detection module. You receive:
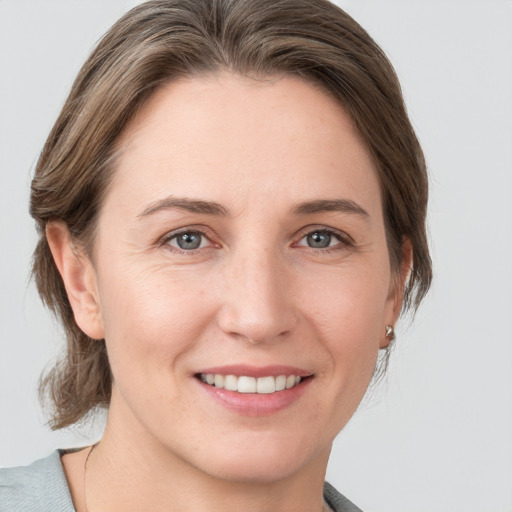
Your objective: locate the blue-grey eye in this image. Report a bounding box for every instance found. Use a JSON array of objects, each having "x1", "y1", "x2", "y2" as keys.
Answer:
[
  {"x1": 306, "y1": 231, "x2": 334, "y2": 248},
  {"x1": 170, "y1": 231, "x2": 204, "y2": 250}
]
